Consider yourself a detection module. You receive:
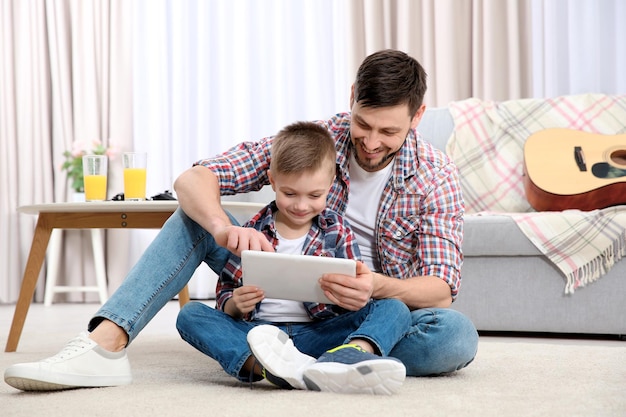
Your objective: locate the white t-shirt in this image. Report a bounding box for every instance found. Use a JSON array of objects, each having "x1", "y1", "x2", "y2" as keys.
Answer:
[
  {"x1": 344, "y1": 153, "x2": 393, "y2": 272},
  {"x1": 255, "y1": 230, "x2": 312, "y2": 322}
]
